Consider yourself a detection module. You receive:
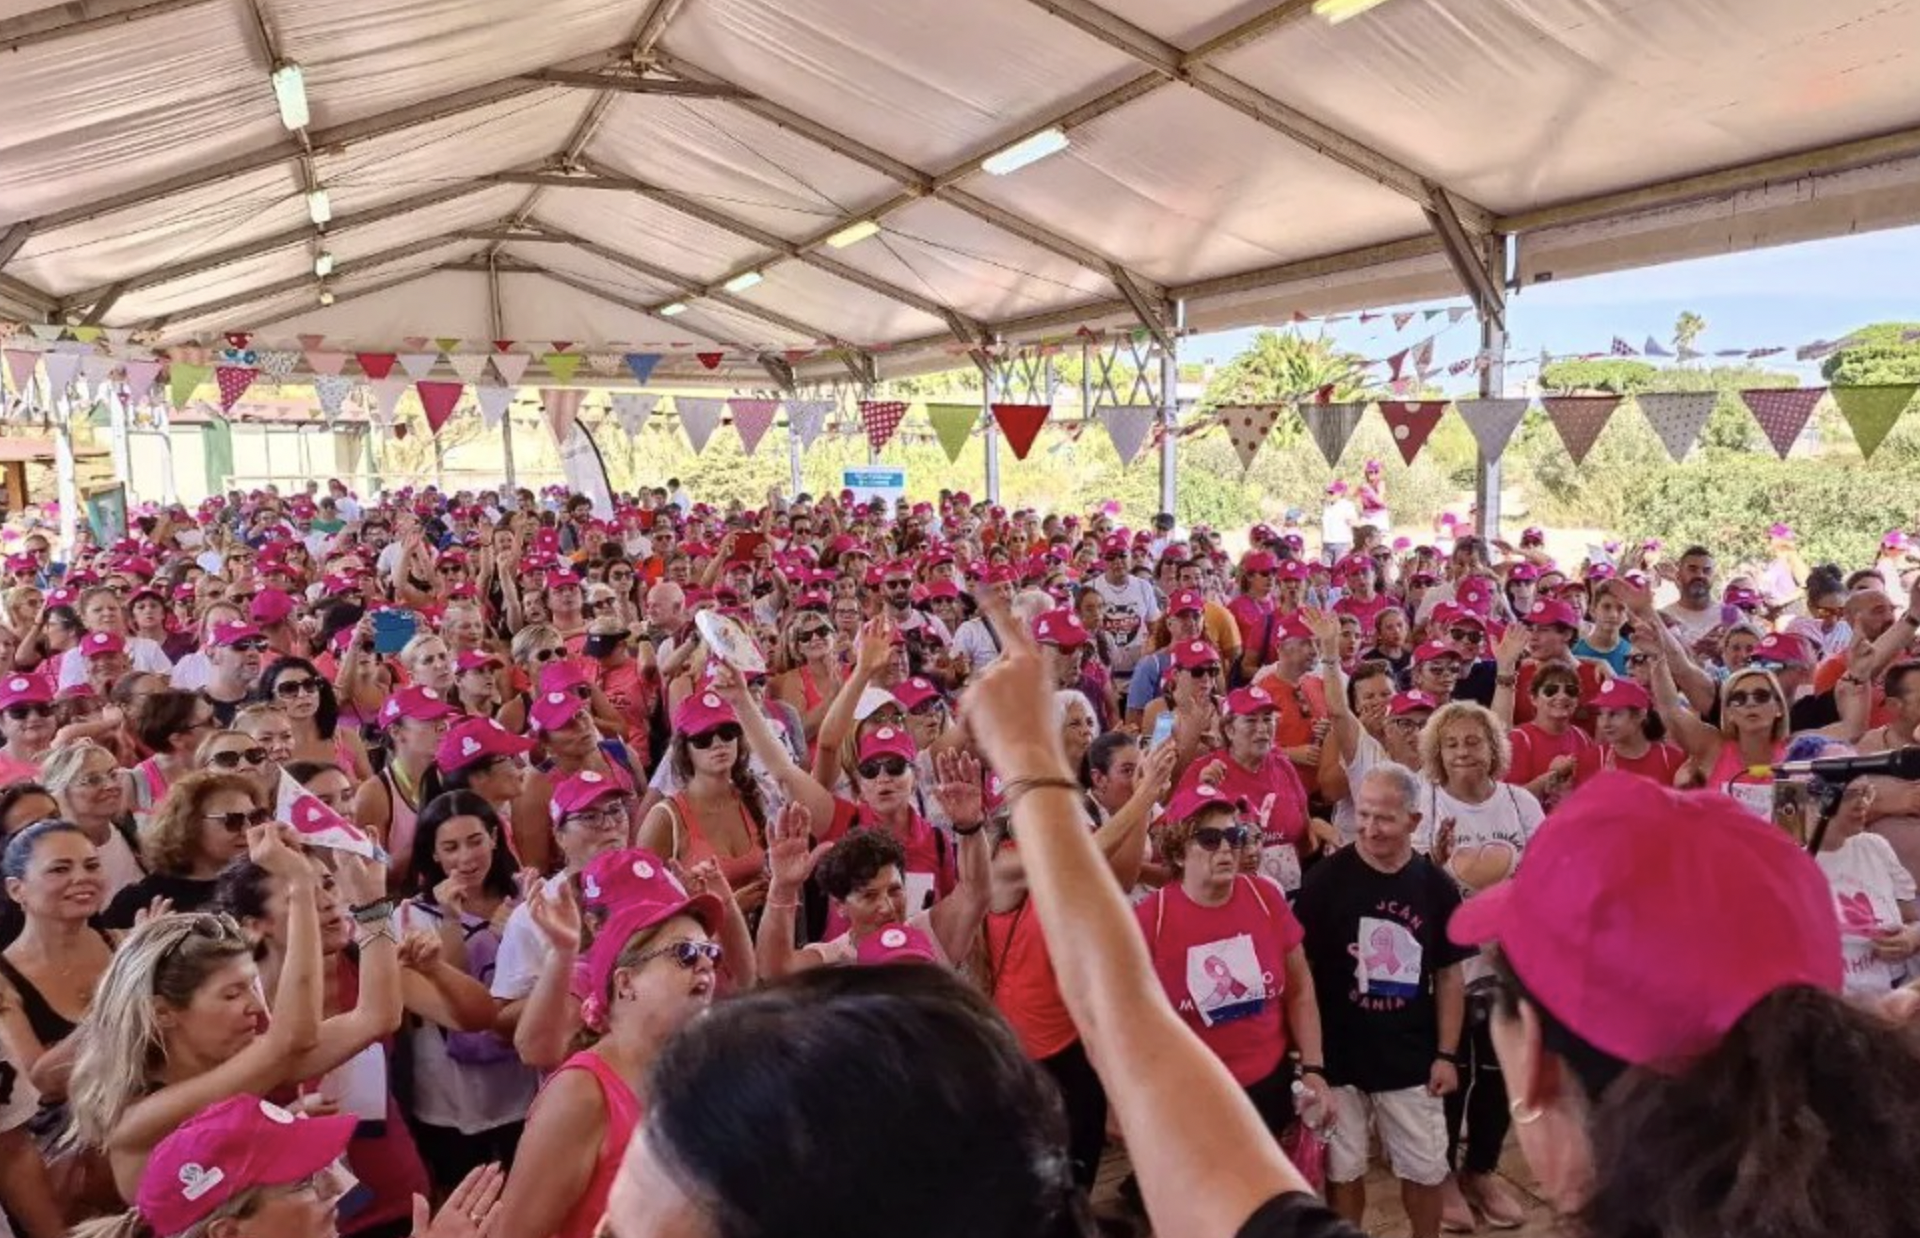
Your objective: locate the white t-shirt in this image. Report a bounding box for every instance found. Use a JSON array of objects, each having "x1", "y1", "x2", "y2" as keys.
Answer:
[
  {"x1": 0, "y1": 1045, "x2": 36, "y2": 1238},
  {"x1": 97, "y1": 829, "x2": 144, "y2": 899},
  {"x1": 1331, "y1": 731, "x2": 1387, "y2": 843},
  {"x1": 953, "y1": 617, "x2": 1003, "y2": 673},
  {"x1": 490, "y1": 884, "x2": 559, "y2": 1002},
  {"x1": 1088, "y1": 573, "x2": 1160, "y2": 677},
  {"x1": 56, "y1": 636, "x2": 170, "y2": 689},
  {"x1": 1415, "y1": 779, "x2": 1545, "y2": 975},
  {"x1": 1817, "y1": 832, "x2": 1918, "y2": 996},
  {"x1": 1660, "y1": 601, "x2": 1723, "y2": 647},
  {"x1": 1321, "y1": 498, "x2": 1358, "y2": 547},
  {"x1": 170, "y1": 650, "x2": 212, "y2": 691}
]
